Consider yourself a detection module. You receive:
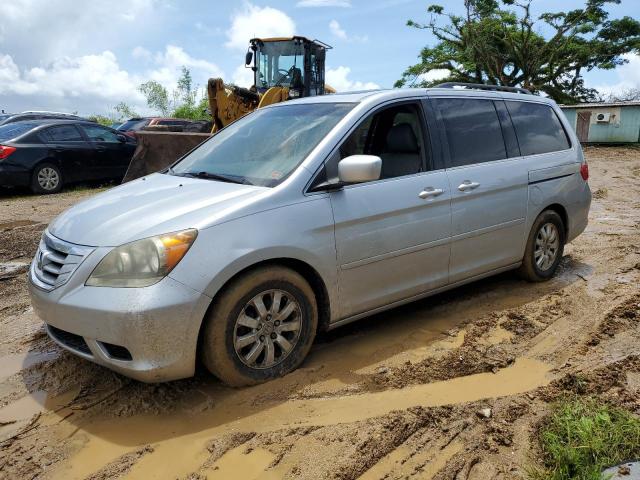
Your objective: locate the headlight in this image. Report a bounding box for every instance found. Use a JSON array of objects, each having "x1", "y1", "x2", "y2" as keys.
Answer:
[{"x1": 86, "y1": 229, "x2": 197, "y2": 287}]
